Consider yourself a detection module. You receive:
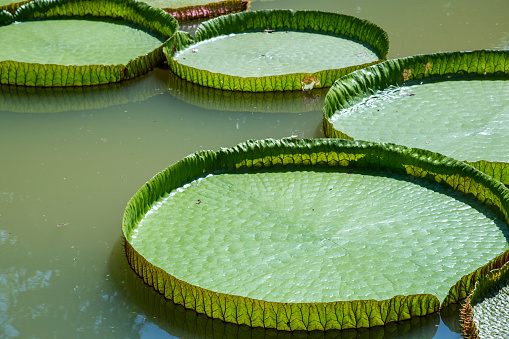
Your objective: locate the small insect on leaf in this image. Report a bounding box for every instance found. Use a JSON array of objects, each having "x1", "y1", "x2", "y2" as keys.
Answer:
[
  {"x1": 57, "y1": 222, "x2": 69, "y2": 227},
  {"x1": 196, "y1": 200, "x2": 201, "y2": 204}
]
